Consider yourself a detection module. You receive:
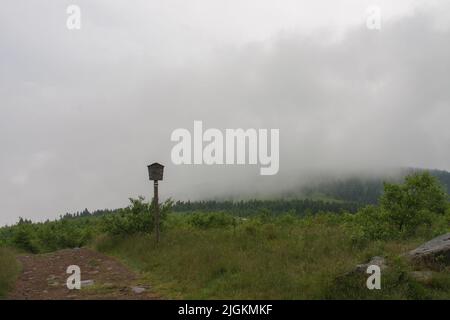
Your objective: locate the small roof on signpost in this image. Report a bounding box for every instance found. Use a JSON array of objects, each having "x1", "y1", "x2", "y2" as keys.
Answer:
[{"x1": 147, "y1": 162, "x2": 164, "y2": 181}]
